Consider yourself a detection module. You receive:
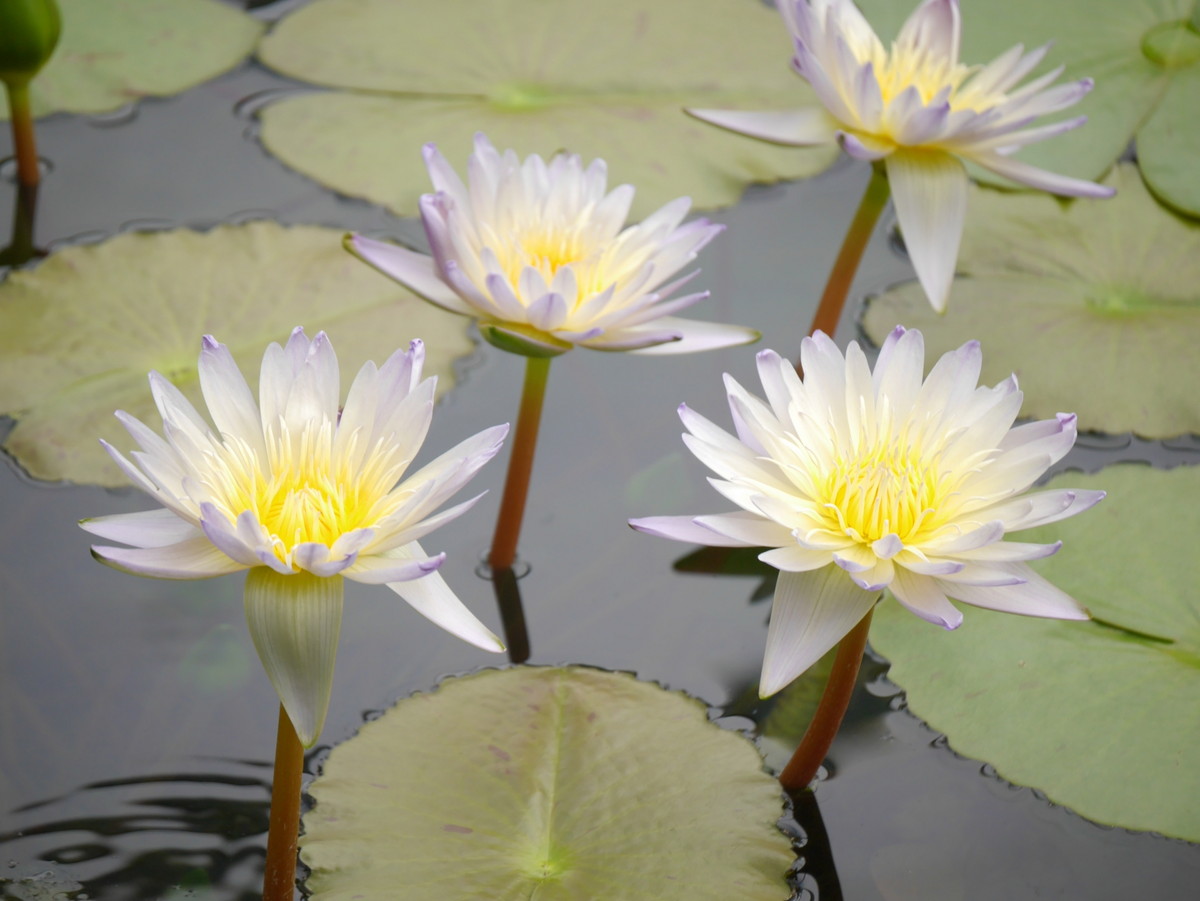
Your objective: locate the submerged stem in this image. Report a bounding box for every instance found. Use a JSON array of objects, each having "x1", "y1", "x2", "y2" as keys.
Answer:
[
  {"x1": 487, "y1": 355, "x2": 551, "y2": 574},
  {"x1": 806, "y1": 165, "x2": 890, "y2": 342},
  {"x1": 779, "y1": 604, "x2": 876, "y2": 792},
  {"x1": 5, "y1": 80, "x2": 41, "y2": 188},
  {"x1": 263, "y1": 704, "x2": 304, "y2": 901}
]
